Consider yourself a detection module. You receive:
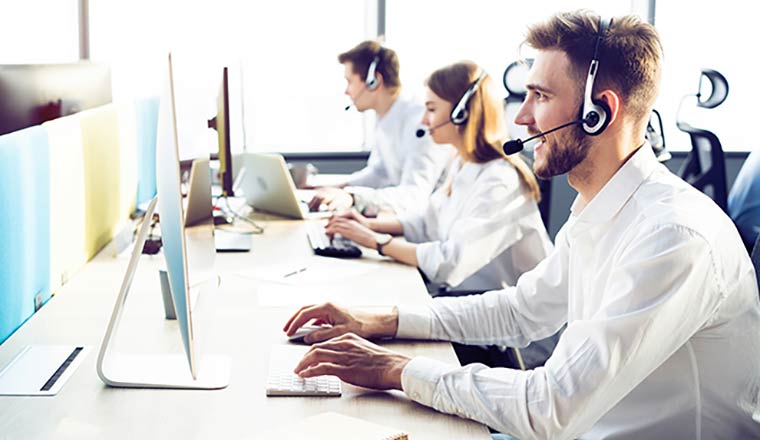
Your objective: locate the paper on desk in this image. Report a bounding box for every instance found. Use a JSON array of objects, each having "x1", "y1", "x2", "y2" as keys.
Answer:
[
  {"x1": 257, "y1": 282, "x2": 401, "y2": 307},
  {"x1": 237, "y1": 256, "x2": 376, "y2": 286},
  {"x1": 256, "y1": 283, "x2": 351, "y2": 307}
]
